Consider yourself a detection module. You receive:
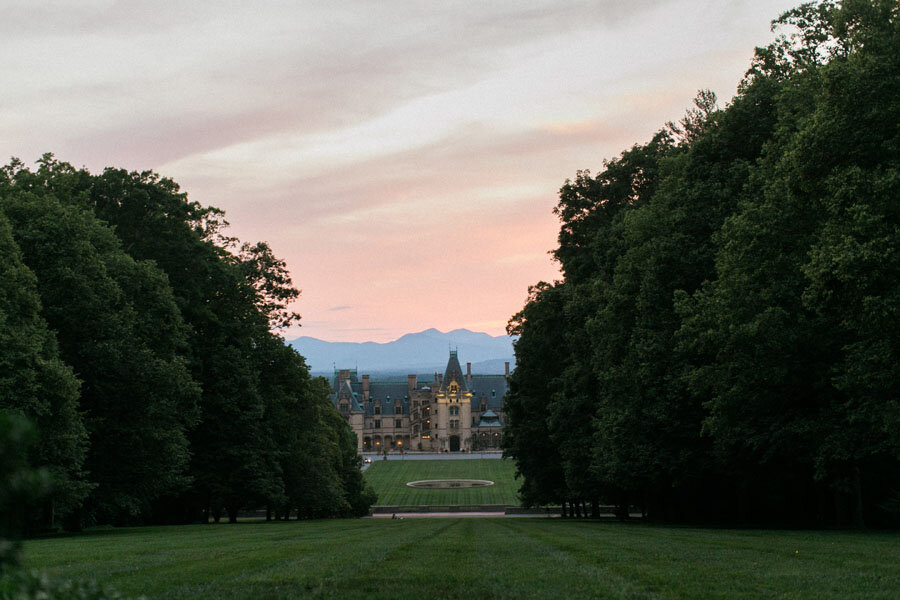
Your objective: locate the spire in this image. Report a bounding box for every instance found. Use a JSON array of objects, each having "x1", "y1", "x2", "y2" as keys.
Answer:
[{"x1": 441, "y1": 350, "x2": 468, "y2": 392}]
